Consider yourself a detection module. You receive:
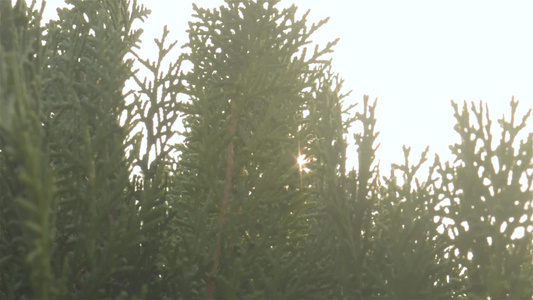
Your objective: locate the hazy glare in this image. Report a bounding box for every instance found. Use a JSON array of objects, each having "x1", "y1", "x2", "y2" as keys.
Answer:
[{"x1": 39, "y1": 0, "x2": 533, "y2": 175}]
